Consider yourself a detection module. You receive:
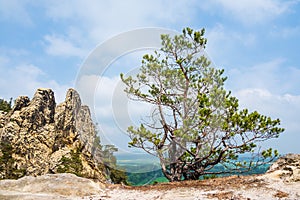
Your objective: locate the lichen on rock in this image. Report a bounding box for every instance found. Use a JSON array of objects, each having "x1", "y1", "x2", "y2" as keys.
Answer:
[{"x1": 0, "y1": 88, "x2": 106, "y2": 181}]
